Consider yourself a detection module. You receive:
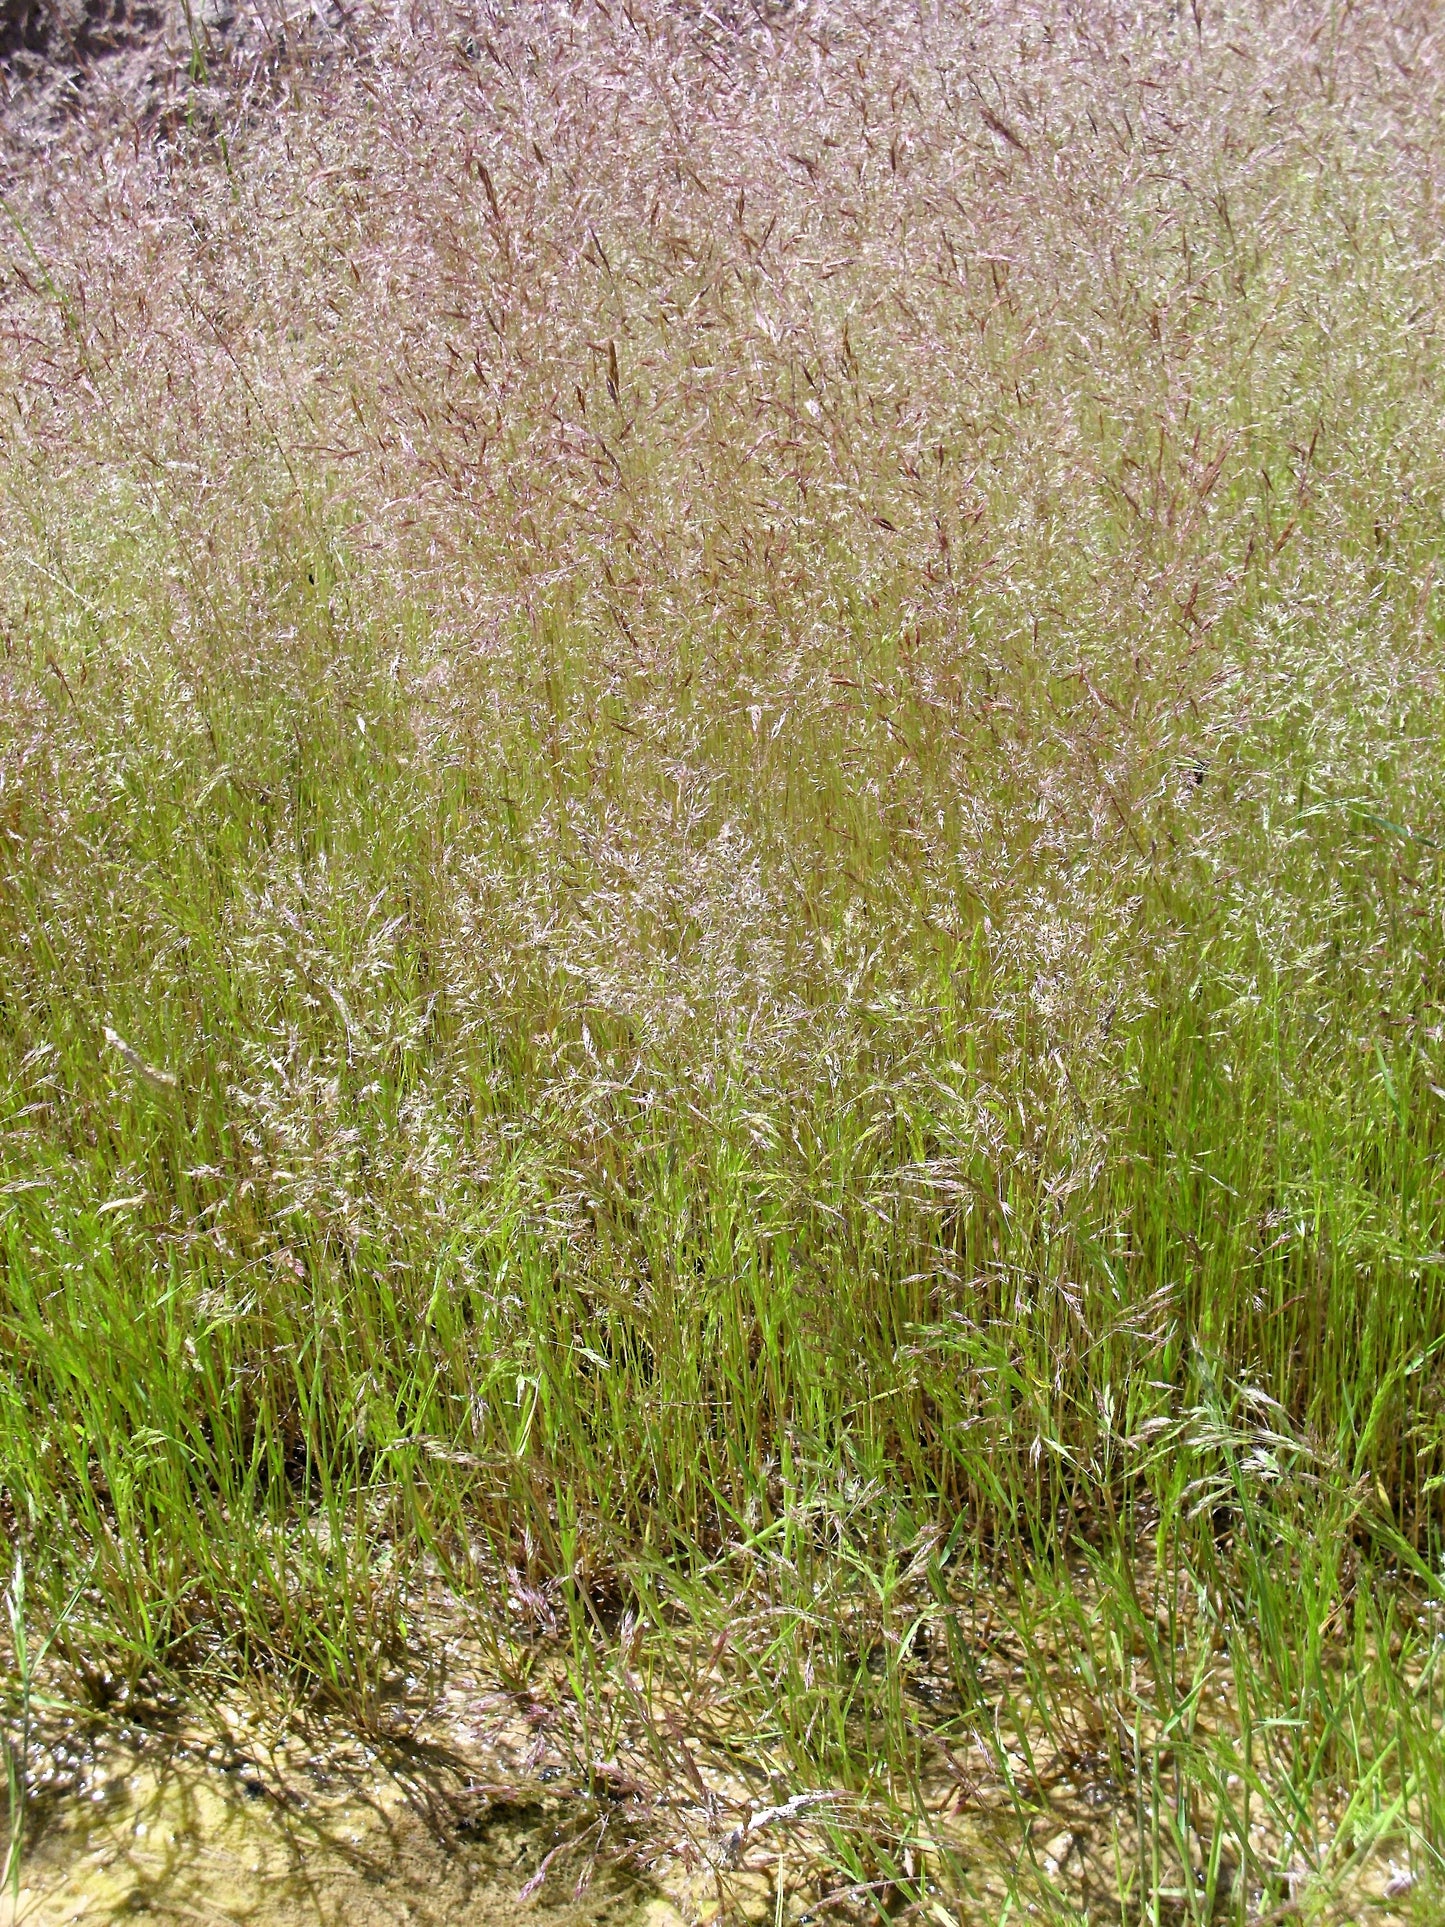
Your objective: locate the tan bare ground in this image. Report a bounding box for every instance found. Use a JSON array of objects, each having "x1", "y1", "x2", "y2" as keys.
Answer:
[{"x1": 1, "y1": 1724, "x2": 682, "y2": 1927}]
